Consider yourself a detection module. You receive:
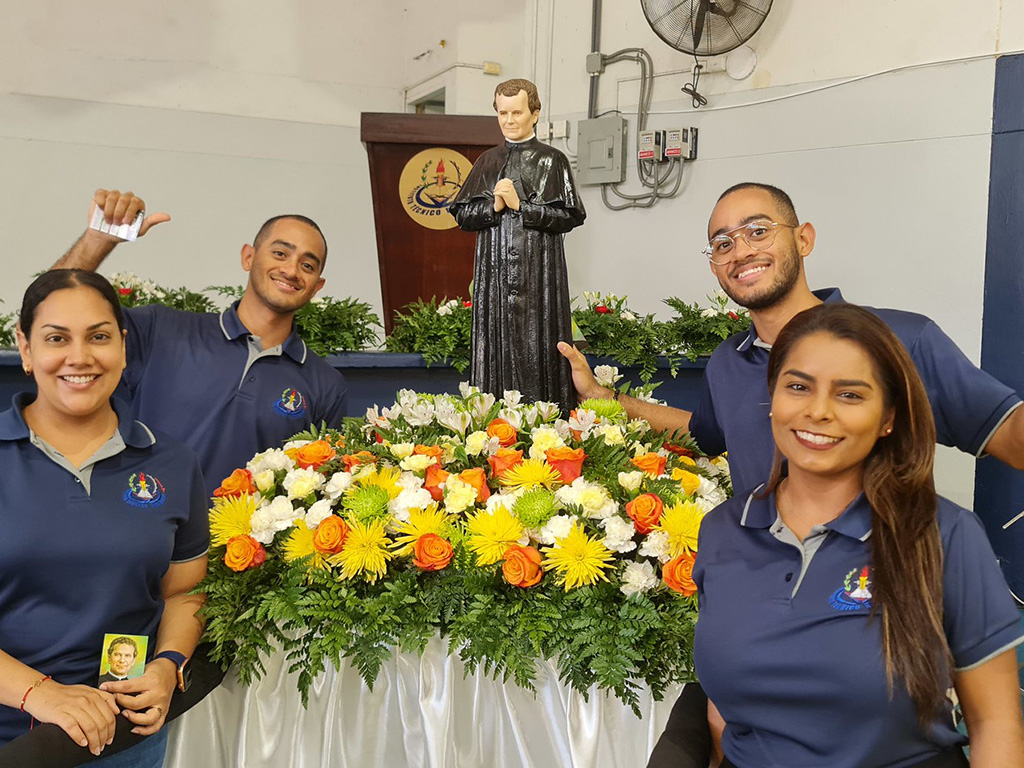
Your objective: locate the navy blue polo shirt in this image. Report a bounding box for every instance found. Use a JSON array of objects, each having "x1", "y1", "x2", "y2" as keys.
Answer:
[
  {"x1": 689, "y1": 288, "x2": 1023, "y2": 495},
  {"x1": 0, "y1": 394, "x2": 209, "y2": 744},
  {"x1": 118, "y1": 302, "x2": 348, "y2": 496},
  {"x1": 694, "y1": 489, "x2": 1024, "y2": 768}
]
